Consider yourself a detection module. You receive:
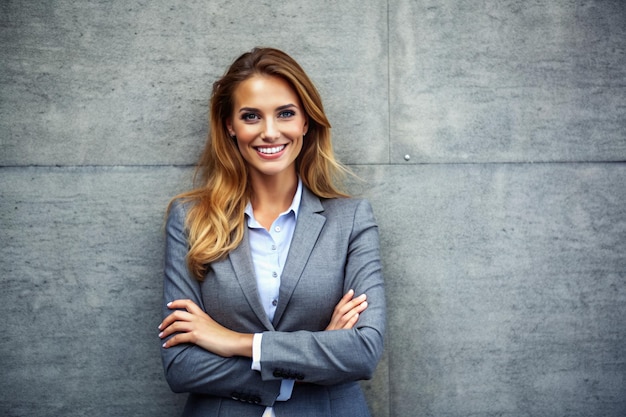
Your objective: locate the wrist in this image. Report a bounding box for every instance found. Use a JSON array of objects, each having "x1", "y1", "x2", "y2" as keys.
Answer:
[{"x1": 233, "y1": 332, "x2": 254, "y2": 358}]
